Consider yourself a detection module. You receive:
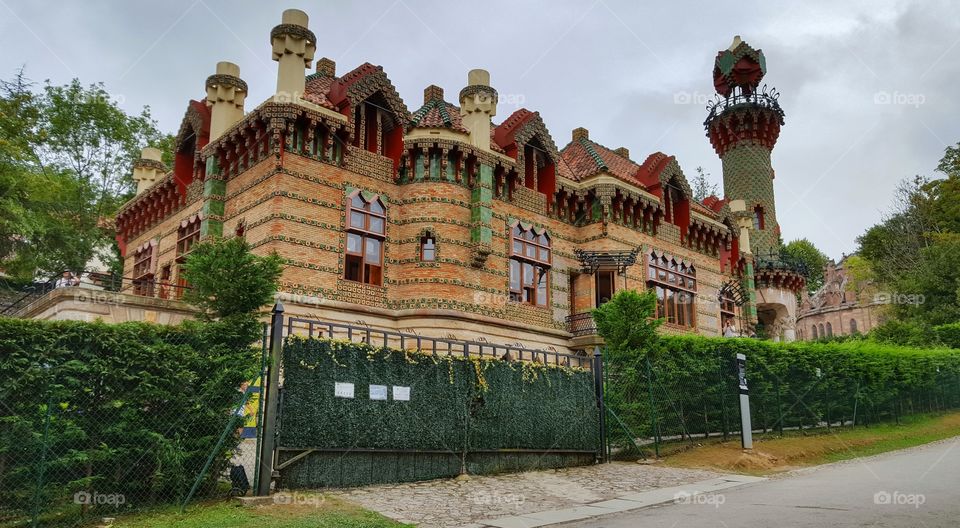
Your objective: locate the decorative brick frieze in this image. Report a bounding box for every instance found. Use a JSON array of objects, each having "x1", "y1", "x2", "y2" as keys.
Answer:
[
  {"x1": 337, "y1": 278, "x2": 387, "y2": 308},
  {"x1": 345, "y1": 146, "x2": 394, "y2": 182}
]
